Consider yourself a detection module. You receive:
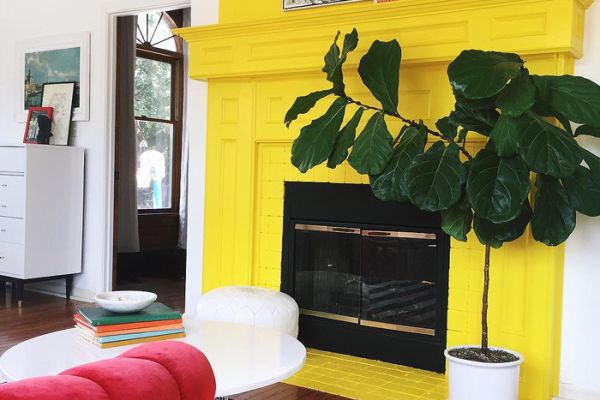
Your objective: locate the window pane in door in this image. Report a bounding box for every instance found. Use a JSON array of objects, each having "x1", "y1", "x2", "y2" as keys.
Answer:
[
  {"x1": 136, "y1": 120, "x2": 173, "y2": 210},
  {"x1": 134, "y1": 57, "x2": 172, "y2": 120}
]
